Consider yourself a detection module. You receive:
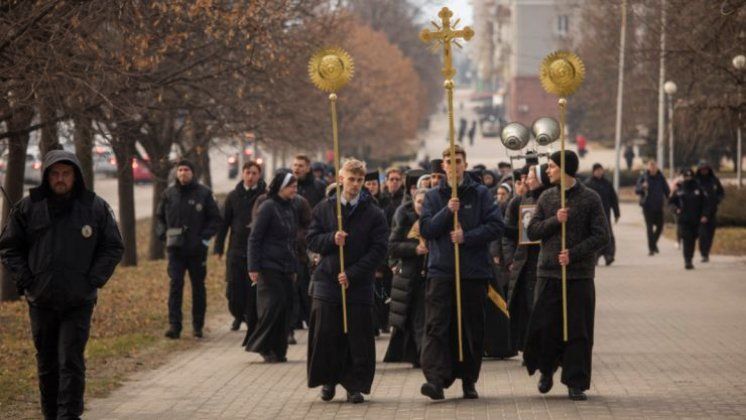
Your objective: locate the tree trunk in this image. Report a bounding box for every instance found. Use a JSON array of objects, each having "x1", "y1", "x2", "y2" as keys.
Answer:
[
  {"x1": 0, "y1": 107, "x2": 34, "y2": 301},
  {"x1": 148, "y1": 164, "x2": 168, "y2": 261},
  {"x1": 111, "y1": 134, "x2": 138, "y2": 266},
  {"x1": 39, "y1": 102, "x2": 60, "y2": 157},
  {"x1": 74, "y1": 115, "x2": 94, "y2": 189}
]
